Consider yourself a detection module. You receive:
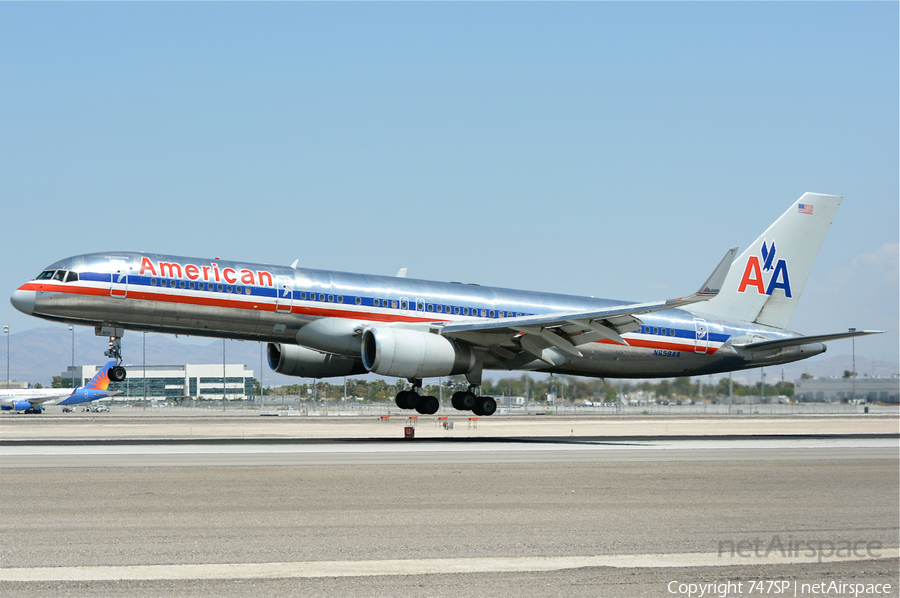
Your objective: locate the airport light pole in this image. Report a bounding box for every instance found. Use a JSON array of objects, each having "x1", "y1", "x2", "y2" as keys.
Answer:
[
  {"x1": 143, "y1": 332, "x2": 147, "y2": 408},
  {"x1": 760, "y1": 369, "x2": 765, "y2": 404},
  {"x1": 223, "y1": 339, "x2": 227, "y2": 412},
  {"x1": 3, "y1": 326, "x2": 8, "y2": 389},
  {"x1": 69, "y1": 326, "x2": 75, "y2": 388},
  {"x1": 849, "y1": 328, "x2": 857, "y2": 401}
]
